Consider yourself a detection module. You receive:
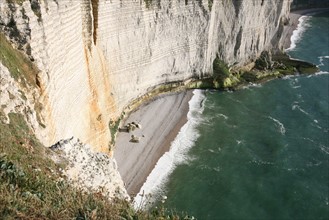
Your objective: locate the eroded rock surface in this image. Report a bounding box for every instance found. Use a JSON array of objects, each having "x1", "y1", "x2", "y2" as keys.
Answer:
[
  {"x1": 50, "y1": 137, "x2": 128, "y2": 199},
  {"x1": 0, "y1": 0, "x2": 291, "y2": 150}
]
